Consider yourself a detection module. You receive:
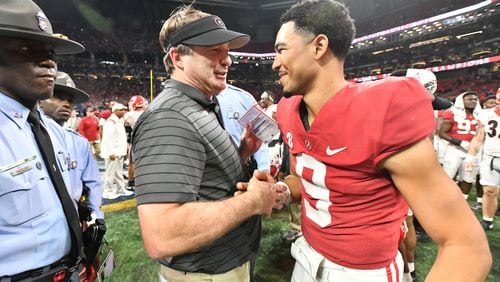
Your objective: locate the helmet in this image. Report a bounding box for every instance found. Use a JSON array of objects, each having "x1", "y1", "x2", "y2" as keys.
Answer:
[
  {"x1": 260, "y1": 91, "x2": 274, "y2": 102},
  {"x1": 128, "y1": 95, "x2": 147, "y2": 111},
  {"x1": 406, "y1": 69, "x2": 437, "y2": 95}
]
